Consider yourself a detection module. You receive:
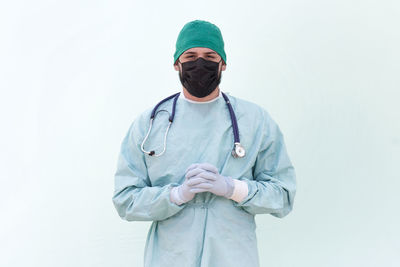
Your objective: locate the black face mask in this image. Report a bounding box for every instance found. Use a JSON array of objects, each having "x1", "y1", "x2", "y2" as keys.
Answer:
[{"x1": 178, "y1": 57, "x2": 222, "y2": 98}]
